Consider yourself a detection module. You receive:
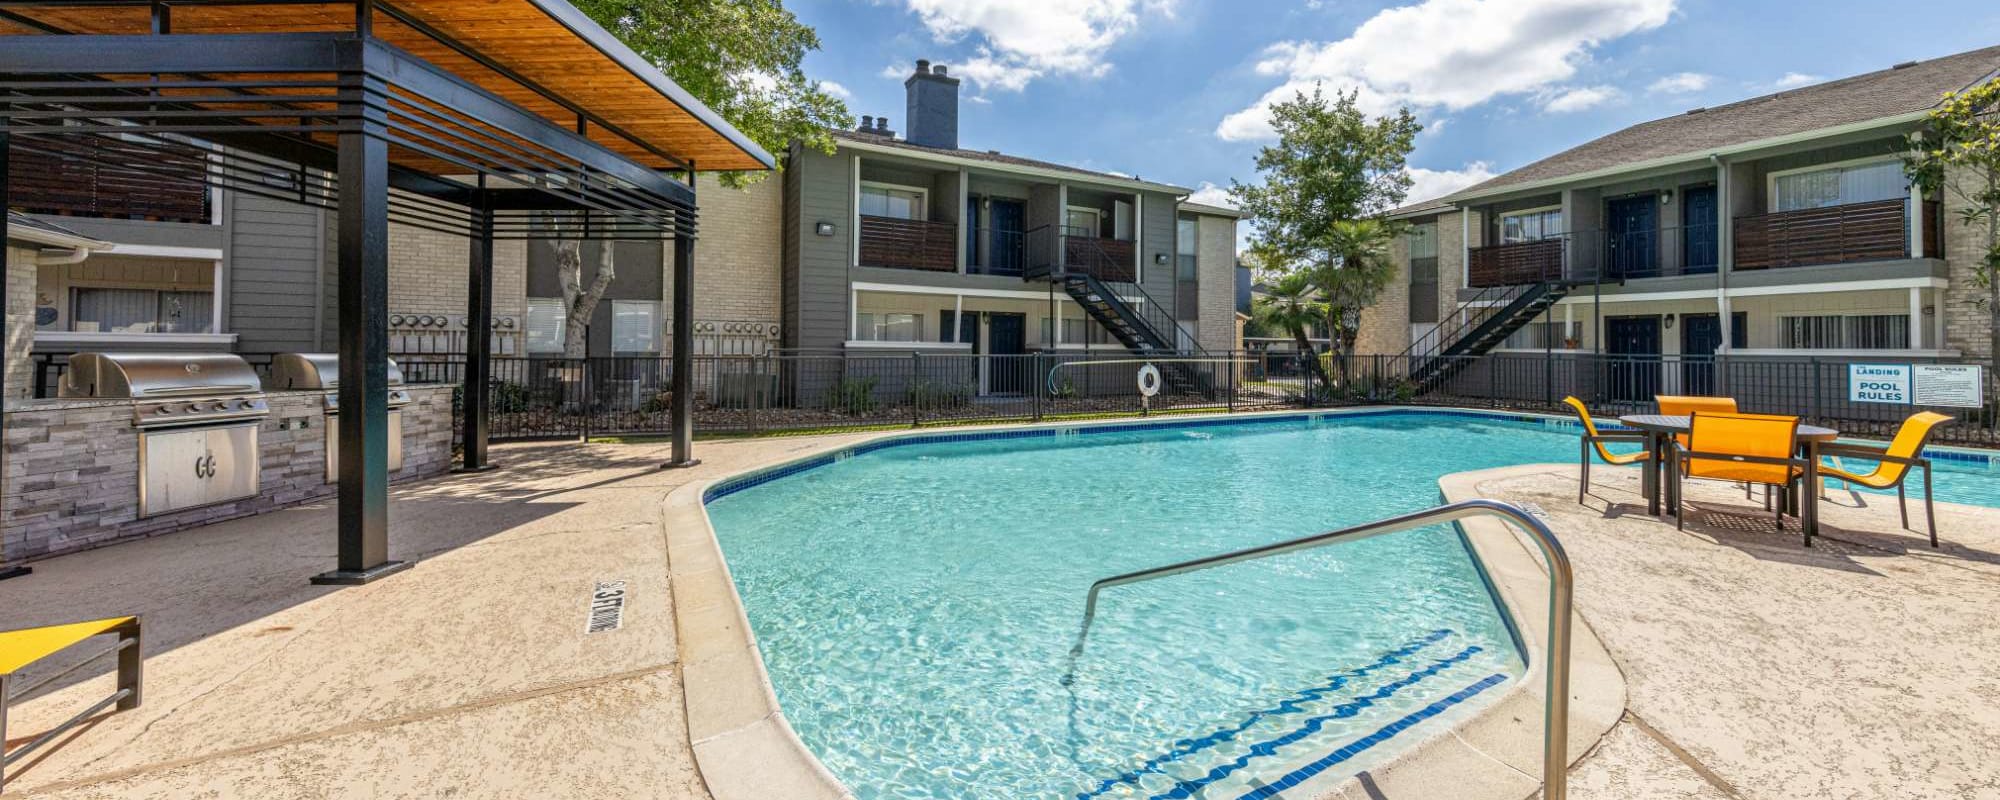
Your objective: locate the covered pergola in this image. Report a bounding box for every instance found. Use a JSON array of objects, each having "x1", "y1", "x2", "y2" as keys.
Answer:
[{"x1": 0, "y1": 0, "x2": 772, "y2": 583}]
